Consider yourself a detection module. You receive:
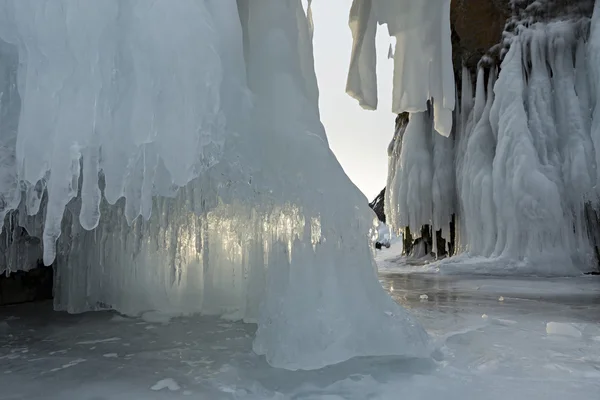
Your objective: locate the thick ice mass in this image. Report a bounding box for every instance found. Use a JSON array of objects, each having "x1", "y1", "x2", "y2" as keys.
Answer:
[
  {"x1": 385, "y1": 15, "x2": 600, "y2": 275},
  {"x1": 0, "y1": 0, "x2": 431, "y2": 370},
  {"x1": 346, "y1": 0, "x2": 456, "y2": 136}
]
